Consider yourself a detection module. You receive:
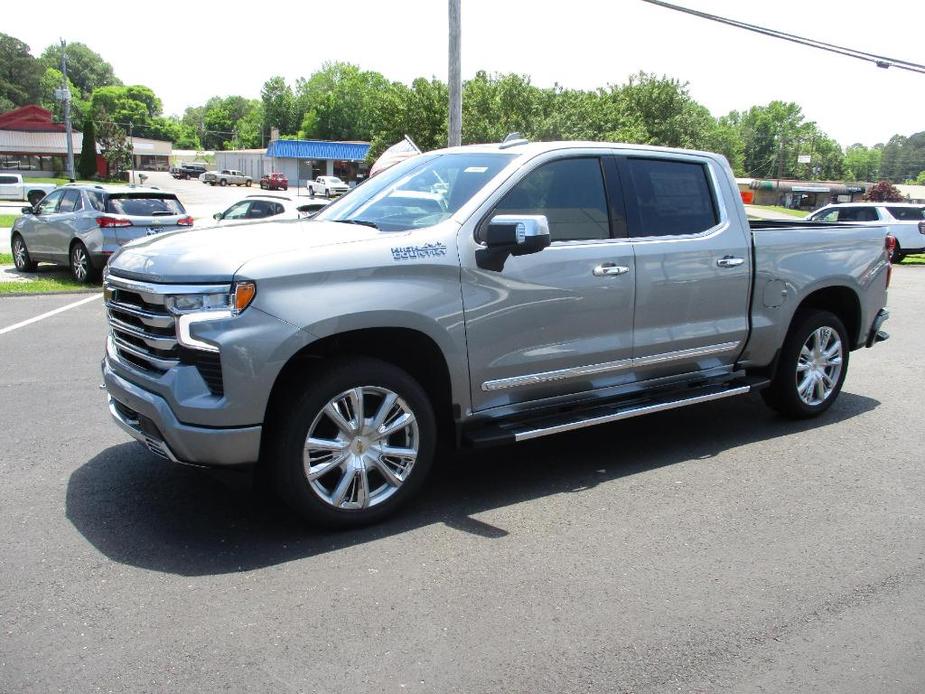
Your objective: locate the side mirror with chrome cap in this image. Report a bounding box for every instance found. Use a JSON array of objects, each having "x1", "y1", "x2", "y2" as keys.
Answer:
[
  {"x1": 213, "y1": 212, "x2": 223, "y2": 220},
  {"x1": 476, "y1": 214, "x2": 551, "y2": 271}
]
